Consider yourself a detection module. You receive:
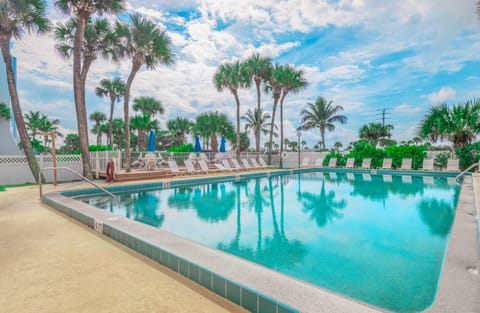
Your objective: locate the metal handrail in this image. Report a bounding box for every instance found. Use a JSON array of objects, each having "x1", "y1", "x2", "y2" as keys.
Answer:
[
  {"x1": 39, "y1": 166, "x2": 117, "y2": 200},
  {"x1": 456, "y1": 162, "x2": 479, "y2": 181}
]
